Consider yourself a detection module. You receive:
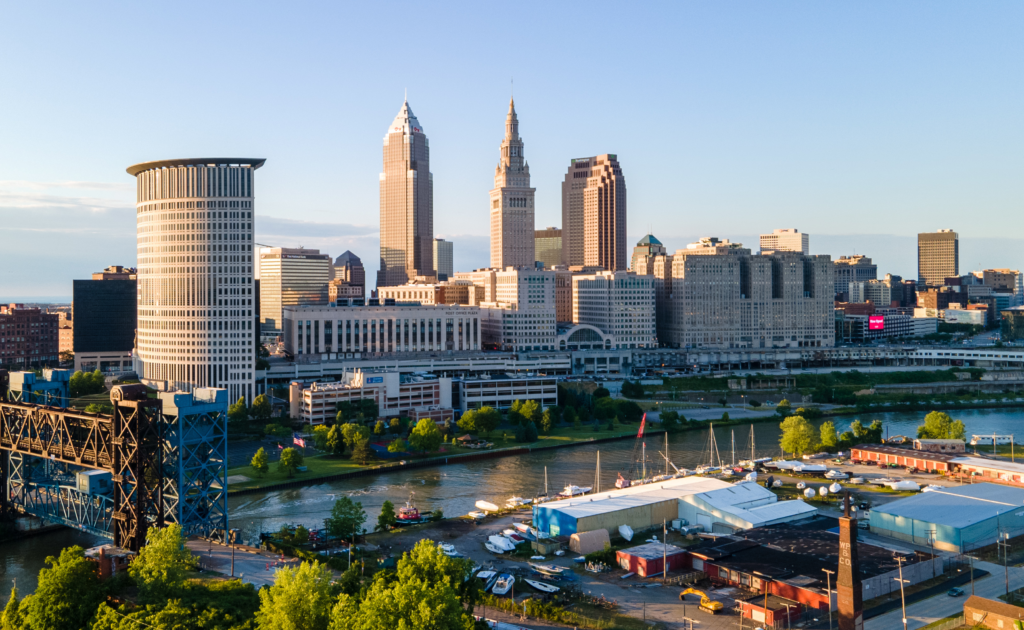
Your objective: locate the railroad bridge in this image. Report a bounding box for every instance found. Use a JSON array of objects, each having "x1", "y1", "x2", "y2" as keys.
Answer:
[{"x1": 0, "y1": 369, "x2": 228, "y2": 550}]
